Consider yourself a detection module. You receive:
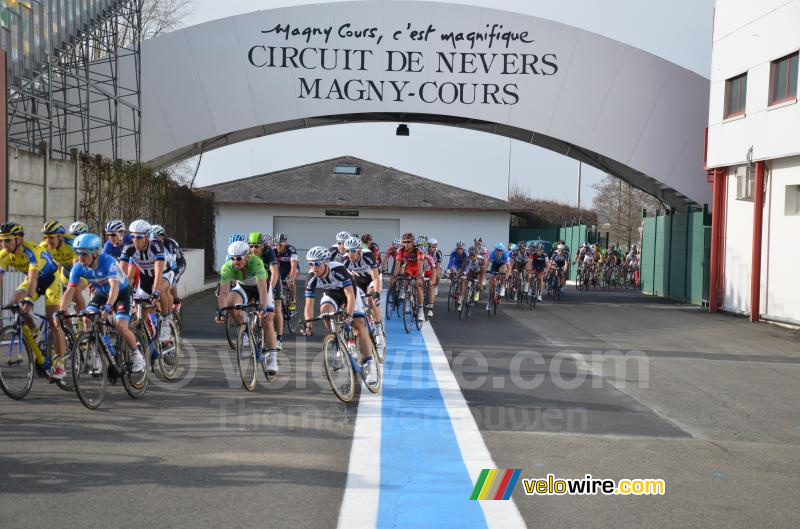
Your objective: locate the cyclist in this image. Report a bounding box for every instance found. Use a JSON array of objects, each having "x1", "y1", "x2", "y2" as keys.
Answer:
[
  {"x1": 248, "y1": 232, "x2": 283, "y2": 350},
  {"x1": 274, "y1": 233, "x2": 299, "y2": 312},
  {"x1": 550, "y1": 244, "x2": 569, "y2": 295},
  {"x1": 361, "y1": 233, "x2": 381, "y2": 270},
  {"x1": 527, "y1": 243, "x2": 547, "y2": 302},
  {"x1": 416, "y1": 235, "x2": 437, "y2": 319},
  {"x1": 120, "y1": 220, "x2": 174, "y2": 343},
  {"x1": 383, "y1": 237, "x2": 401, "y2": 274},
  {"x1": 342, "y1": 236, "x2": 385, "y2": 349},
  {"x1": 509, "y1": 243, "x2": 528, "y2": 300},
  {"x1": 59, "y1": 232, "x2": 145, "y2": 374},
  {"x1": 486, "y1": 242, "x2": 510, "y2": 309},
  {"x1": 0, "y1": 222, "x2": 67, "y2": 379},
  {"x1": 427, "y1": 237, "x2": 443, "y2": 295},
  {"x1": 215, "y1": 240, "x2": 278, "y2": 376},
  {"x1": 446, "y1": 241, "x2": 468, "y2": 279},
  {"x1": 473, "y1": 237, "x2": 490, "y2": 297},
  {"x1": 69, "y1": 221, "x2": 89, "y2": 236},
  {"x1": 457, "y1": 245, "x2": 484, "y2": 310},
  {"x1": 40, "y1": 220, "x2": 86, "y2": 312},
  {"x1": 328, "y1": 231, "x2": 351, "y2": 263},
  {"x1": 302, "y1": 246, "x2": 377, "y2": 386},
  {"x1": 390, "y1": 232, "x2": 427, "y2": 322},
  {"x1": 149, "y1": 224, "x2": 186, "y2": 314},
  {"x1": 102, "y1": 219, "x2": 132, "y2": 259}
]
